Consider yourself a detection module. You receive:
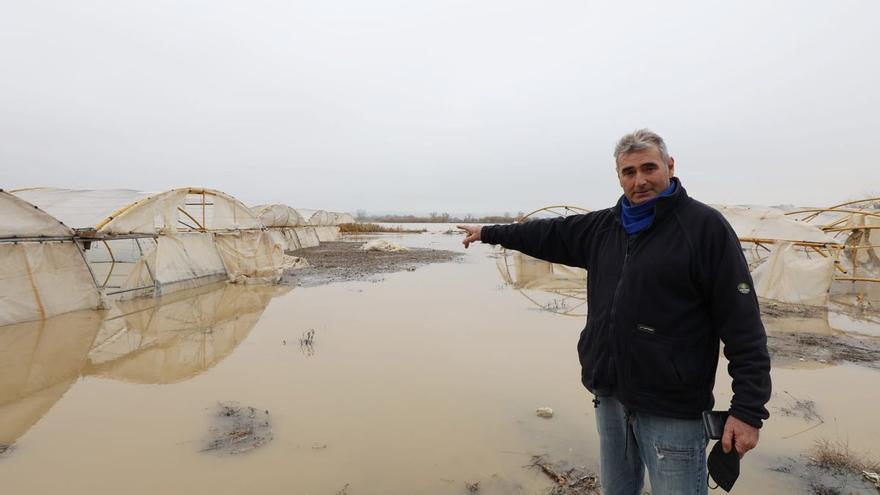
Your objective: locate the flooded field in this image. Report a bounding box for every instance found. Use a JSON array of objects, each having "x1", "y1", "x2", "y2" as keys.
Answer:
[{"x1": 2, "y1": 224, "x2": 879, "y2": 494}]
